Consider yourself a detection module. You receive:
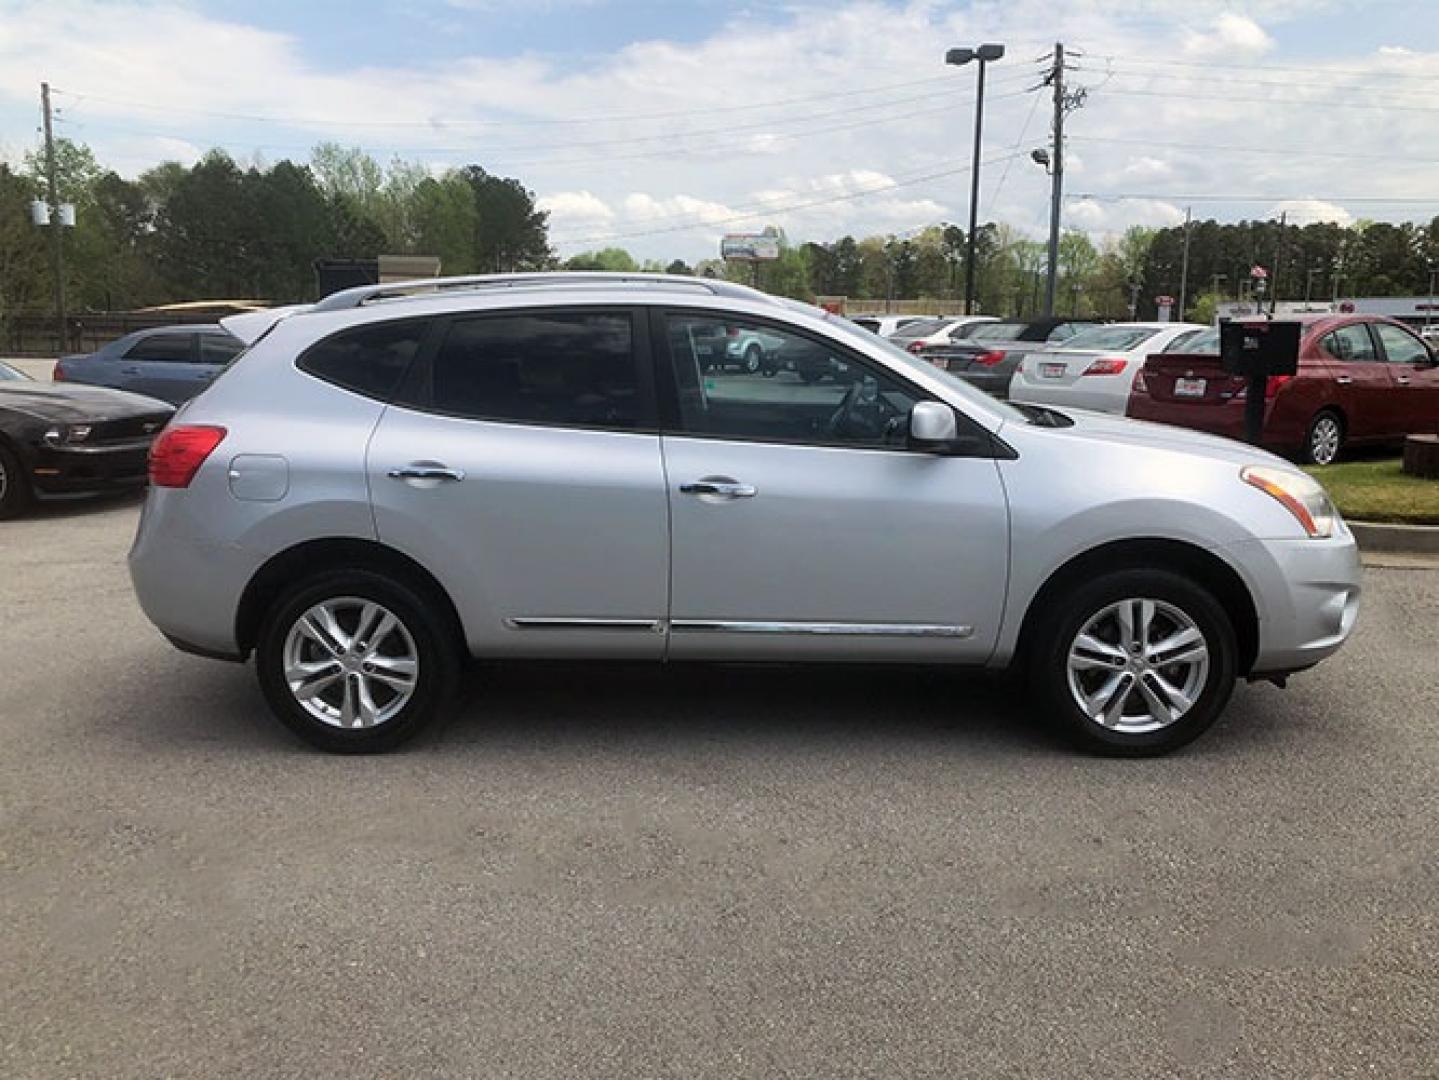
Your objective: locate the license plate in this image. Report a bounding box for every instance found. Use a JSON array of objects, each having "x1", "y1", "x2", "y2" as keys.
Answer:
[
  {"x1": 1041, "y1": 363, "x2": 1065, "y2": 379},
  {"x1": 1174, "y1": 377, "x2": 1207, "y2": 398}
]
